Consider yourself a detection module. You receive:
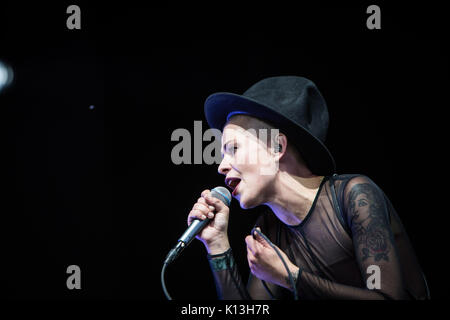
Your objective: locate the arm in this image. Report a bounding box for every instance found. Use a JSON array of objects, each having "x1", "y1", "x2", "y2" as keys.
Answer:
[
  {"x1": 246, "y1": 177, "x2": 409, "y2": 300},
  {"x1": 207, "y1": 216, "x2": 274, "y2": 300},
  {"x1": 188, "y1": 190, "x2": 257, "y2": 299},
  {"x1": 207, "y1": 248, "x2": 252, "y2": 300},
  {"x1": 295, "y1": 177, "x2": 408, "y2": 299}
]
